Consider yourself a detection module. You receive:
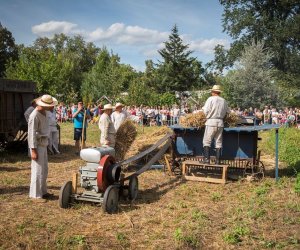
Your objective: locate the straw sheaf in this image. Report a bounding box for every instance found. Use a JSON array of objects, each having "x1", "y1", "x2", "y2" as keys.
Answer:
[
  {"x1": 115, "y1": 119, "x2": 138, "y2": 161},
  {"x1": 180, "y1": 111, "x2": 239, "y2": 128}
]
